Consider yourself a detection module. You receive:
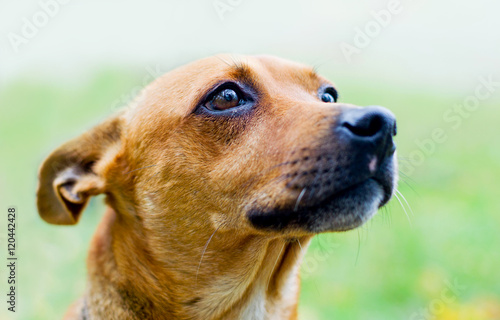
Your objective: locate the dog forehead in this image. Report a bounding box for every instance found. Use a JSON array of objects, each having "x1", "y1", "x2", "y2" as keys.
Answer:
[
  {"x1": 126, "y1": 55, "x2": 323, "y2": 125},
  {"x1": 156, "y1": 54, "x2": 318, "y2": 92}
]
